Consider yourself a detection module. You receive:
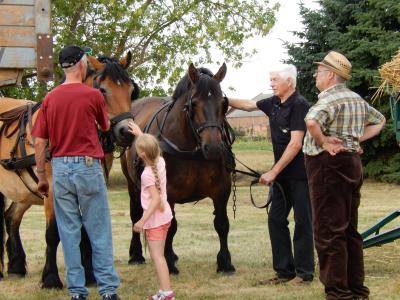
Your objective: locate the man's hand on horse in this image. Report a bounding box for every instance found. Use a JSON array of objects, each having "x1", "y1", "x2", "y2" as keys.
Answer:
[
  {"x1": 38, "y1": 179, "x2": 49, "y2": 197},
  {"x1": 128, "y1": 121, "x2": 143, "y2": 136},
  {"x1": 259, "y1": 170, "x2": 277, "y2": 186}
]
